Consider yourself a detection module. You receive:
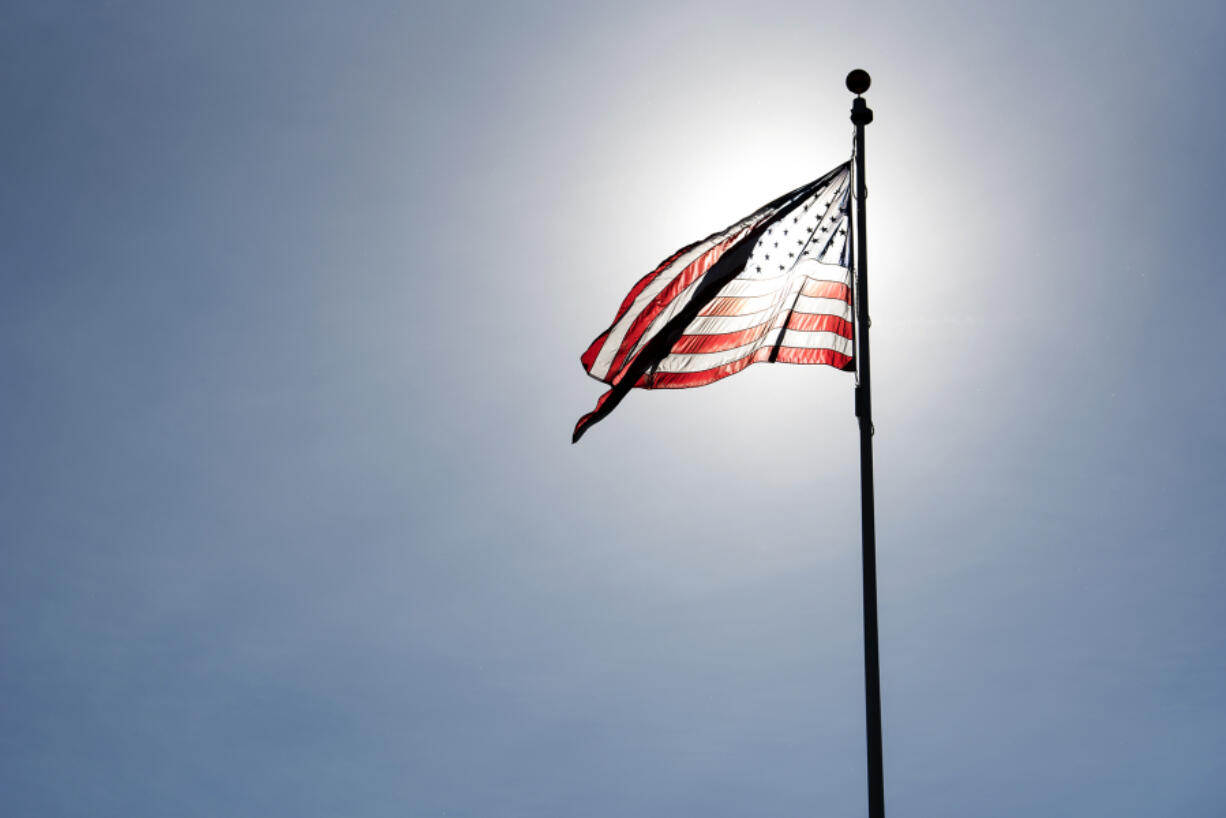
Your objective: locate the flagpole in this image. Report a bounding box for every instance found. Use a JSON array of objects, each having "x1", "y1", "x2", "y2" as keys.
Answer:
[{"x1": 847, "y1": 68, "x2": 885, "y2": 818}]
